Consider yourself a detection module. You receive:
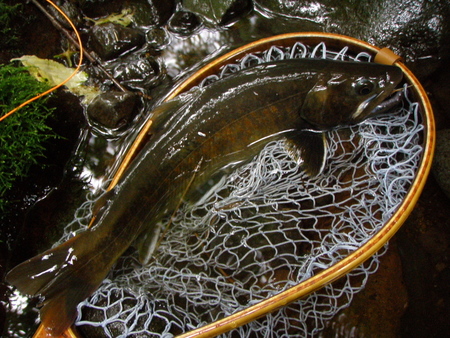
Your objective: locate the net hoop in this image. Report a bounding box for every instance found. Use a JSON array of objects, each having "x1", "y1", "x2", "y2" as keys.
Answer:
[
  {"x1": 57, "y1": 32, "x2": 434, "y2": 338},
  {"x1": 162, "y1": 32, "x2": 434, "y2": 338}
]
